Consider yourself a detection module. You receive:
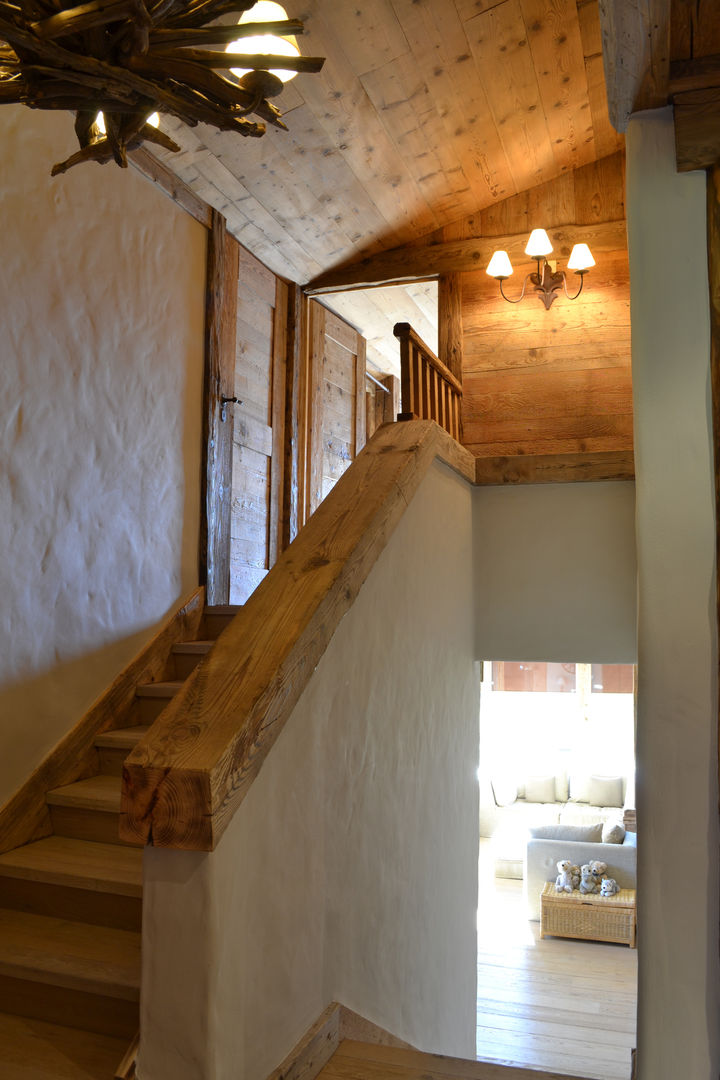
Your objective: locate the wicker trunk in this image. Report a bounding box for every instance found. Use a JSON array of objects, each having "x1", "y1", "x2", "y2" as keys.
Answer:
[{"x1": 540, "y1": 883, "x2": 636, "y2": 947}]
